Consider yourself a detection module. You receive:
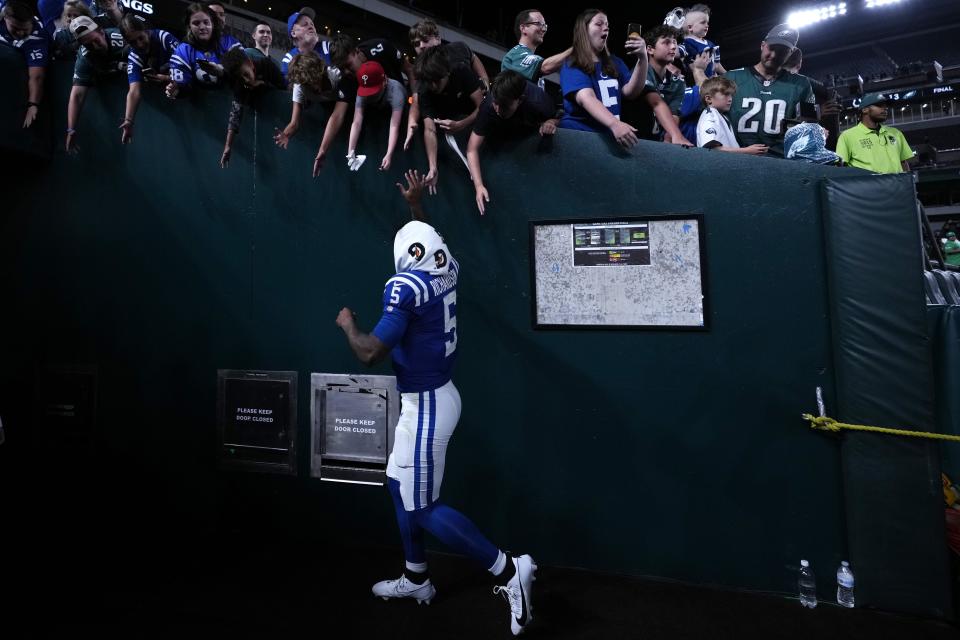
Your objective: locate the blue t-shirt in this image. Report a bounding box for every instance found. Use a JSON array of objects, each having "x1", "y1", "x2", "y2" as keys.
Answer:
[
  {"x1": 280, "y1": 40, "x2": 331, "y2": 77},
  {"x1": 679, "y1": 85, "x2": 701, "y2": 146},
  {"x1": 679, "y1": 37, "x2": 720, "y2": 78},
  {"x1": 169, "y1": 34, "x2": 241, "y2": 88},
  {"x1": 559, "y1": 56, "x2": 631, "y2": 133},
  {"x1": 127, "y1": 28, "x2": 178, "y2": 84},
  {"x1": 0, "y1": 16, "x2": 49, "y2": 67},
  {"x1": 372, "y1": 259, "x2": 460, "y2": 393}
]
